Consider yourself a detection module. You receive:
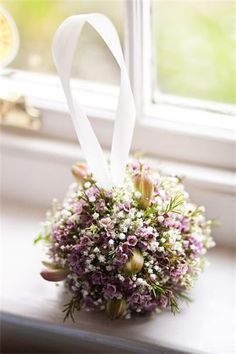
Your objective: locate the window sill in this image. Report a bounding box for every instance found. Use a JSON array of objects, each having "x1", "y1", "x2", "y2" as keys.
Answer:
[
  {"x1": 1, "y1": 199, "x2": 235, "y2": 354},
  {"x1": 1, "y1": 69, "x2": 236, "y2": 170},
  {"x1": 1, "y1": 130, "x2": 235, "y2": 247}
]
